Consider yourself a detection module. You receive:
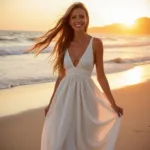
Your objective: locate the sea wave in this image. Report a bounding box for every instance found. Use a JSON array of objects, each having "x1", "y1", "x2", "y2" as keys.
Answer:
[
  {"x1": 0, "y1": 37, "x2": 21, "y2": 42},
  {"x1": 105, "y1": 56, "x2": 150, "y2": 64},
  {"x1": 0, "y1": 77, "x2": 56, "y2": 90},
  {"x1": 0, "y1": 41, "x2": 150, "y2": 56},
  {"x1": 0, "y1": 46, "x2": 52, "y2": 56},
  {"x1": 0, "y1": 35, "x2": 38, "y2": 42},
  {"x1": 104, "y1": 41, "x2": 150, "y2": 48}
]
